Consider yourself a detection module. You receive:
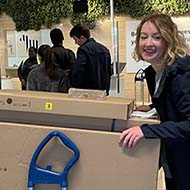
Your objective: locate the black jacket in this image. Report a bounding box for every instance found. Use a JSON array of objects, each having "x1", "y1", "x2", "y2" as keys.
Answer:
[
  {"x1": 72, "y1": 38, "x2": 112, "y2": 95},
  {"x1": 141, "y1": 56, "x2": 190, "y2": 190},
  {"x1": 51, "y1": 45, "x2": 76, "y2": 81},
  {"x1": 18, "y1": 57, "x2": 38, "y2": 82}
]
